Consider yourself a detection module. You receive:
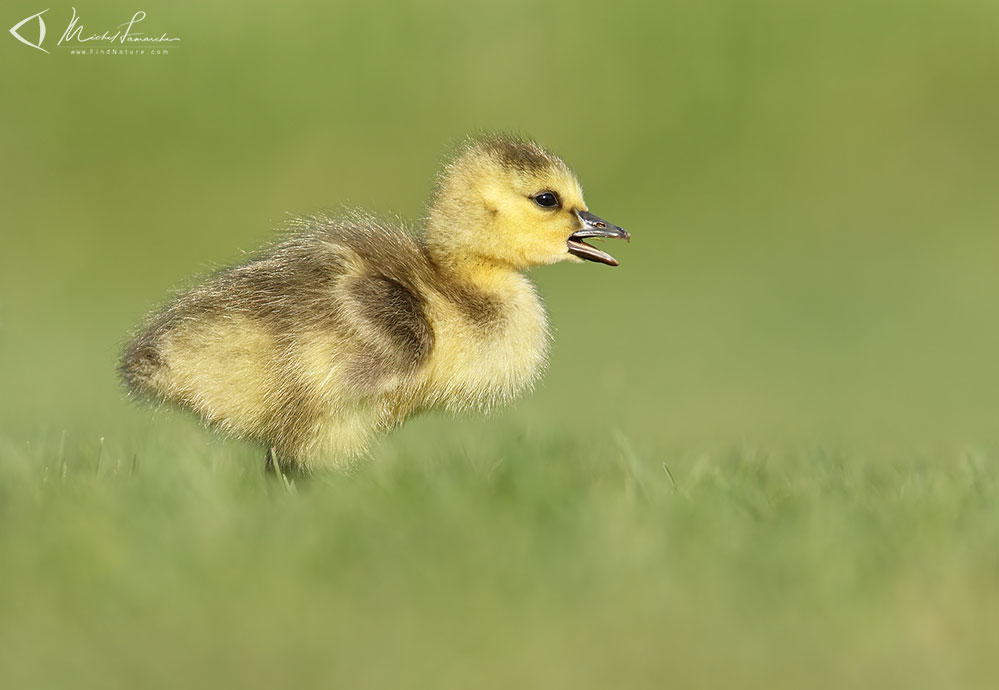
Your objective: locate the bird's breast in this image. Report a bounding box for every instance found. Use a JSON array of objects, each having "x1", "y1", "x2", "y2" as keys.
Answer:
[{"x1": 420, "y1": 276, "x2": 550, "y2": 412}]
